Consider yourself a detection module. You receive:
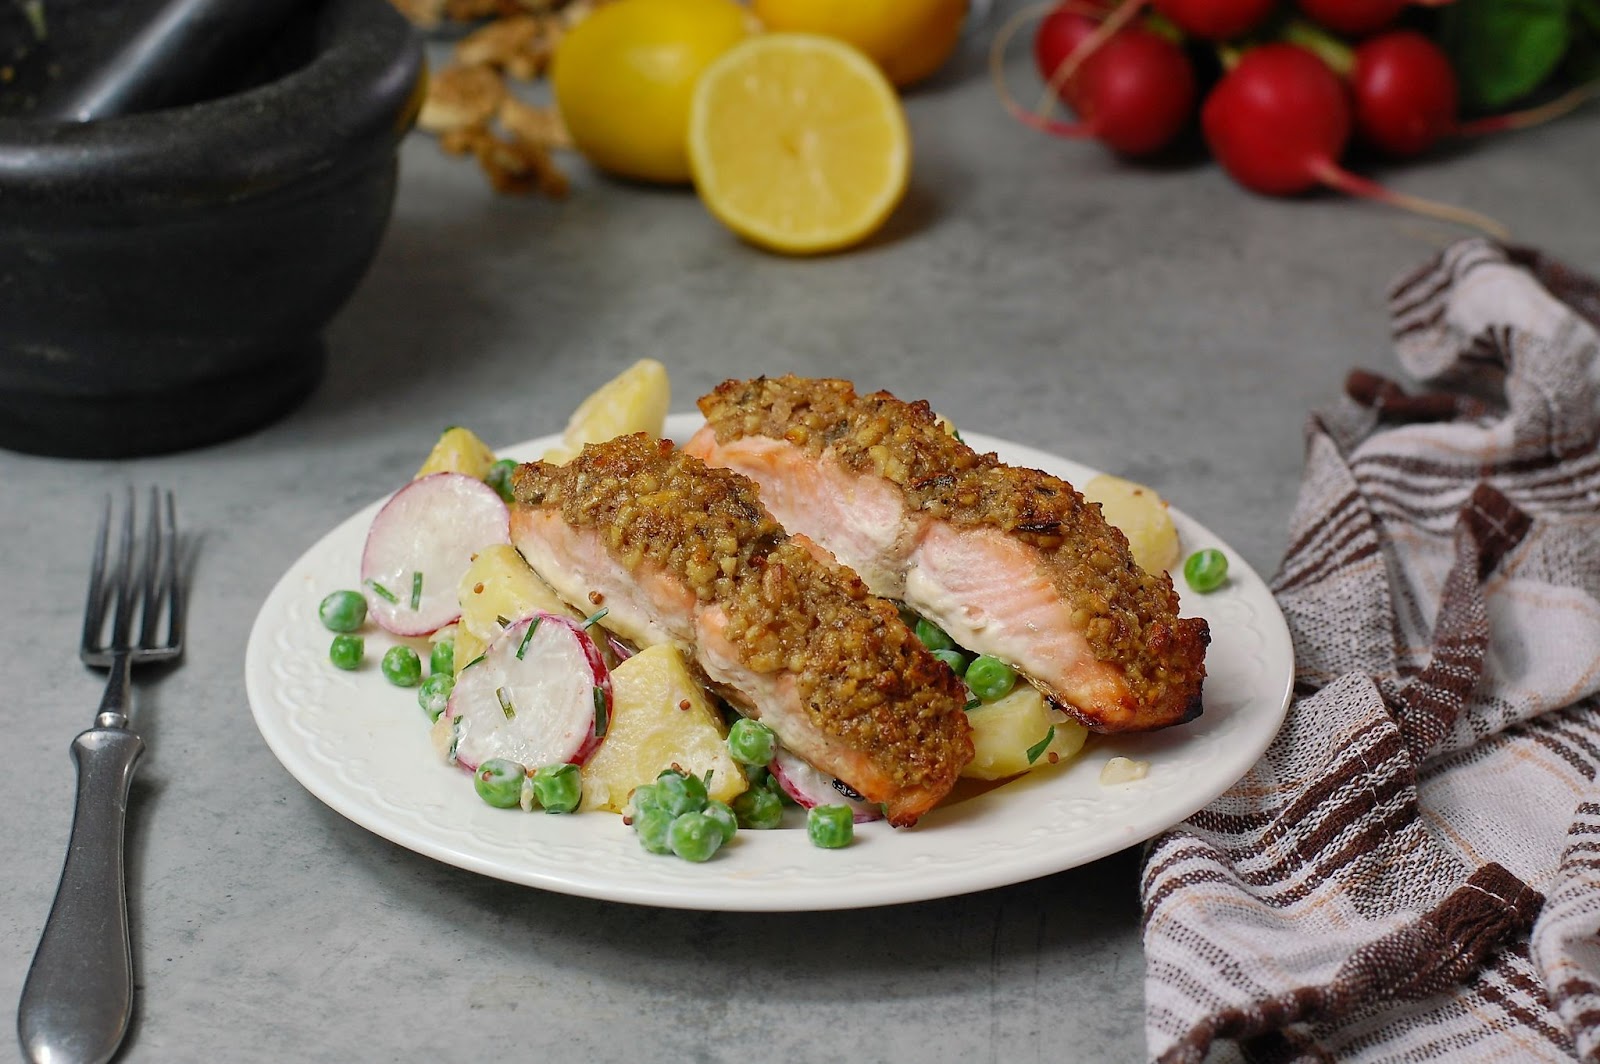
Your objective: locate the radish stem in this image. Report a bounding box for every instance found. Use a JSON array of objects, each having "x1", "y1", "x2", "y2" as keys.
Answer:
[
  {"x1": 1455, "y1": 78, "x2": 1600, "y2": 135},
  {"x1": 1310, "y1": 159, "x2": 1511, "y2": 240},
  {"x1": 1281, "y1": 19, "x2": 1354, "y2": 77}
]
